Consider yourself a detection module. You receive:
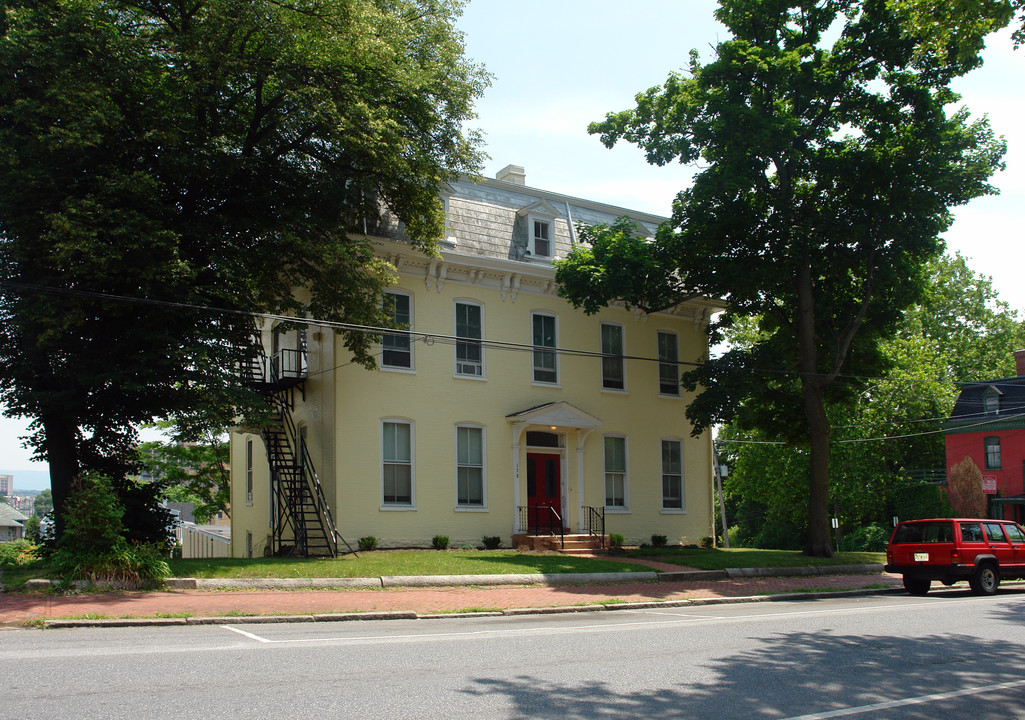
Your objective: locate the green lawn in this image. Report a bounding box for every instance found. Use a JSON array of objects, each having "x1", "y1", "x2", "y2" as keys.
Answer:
[
  {"x1": 2, "y1": 546, "x2": 887, "y2": 590},
  {"x1": 624, "y1": 547, "x2": 885, "y2": 570},
  {"x1": 166, "y1": 551, "x2": 653, "y2": 579}
]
